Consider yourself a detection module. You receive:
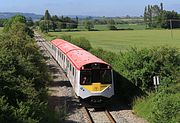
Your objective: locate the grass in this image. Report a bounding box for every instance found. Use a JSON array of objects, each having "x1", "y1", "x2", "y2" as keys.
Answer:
[
  {"x1": 133, "y1": 83, "x2": 180, "y2": 123},
  {"x1": 45, "y1": 29, "x2": 180, "y2": 52},
  {"x1": 0, "y1": 27, "x2": 3, "y2": 33},
  {"x1": 133, "y1": 93, "x2": 154, "y2": 120}
]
